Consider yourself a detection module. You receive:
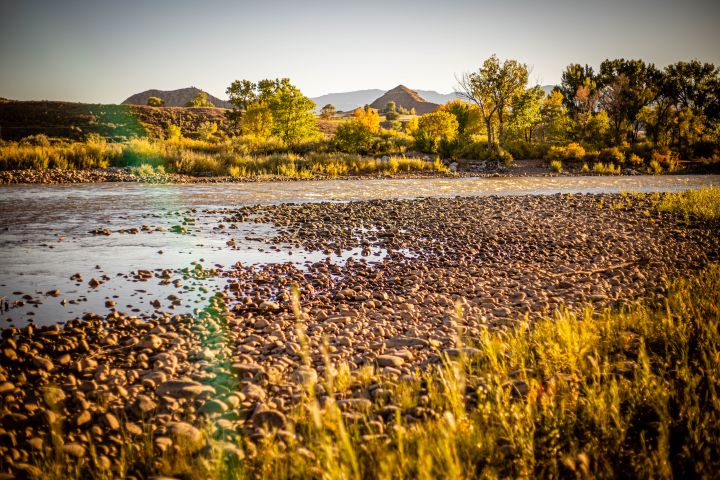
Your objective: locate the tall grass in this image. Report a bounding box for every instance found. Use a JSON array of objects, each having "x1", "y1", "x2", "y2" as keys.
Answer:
[
  {"x1": 0, "y1": 138, "x2": 446, "y2": 178},
  {"x1": 31, "y1": 263, "x2": 720, "y2": 479},
  {"x1": 657, "y1": 186, "x2": 720, "y2": 221}
]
